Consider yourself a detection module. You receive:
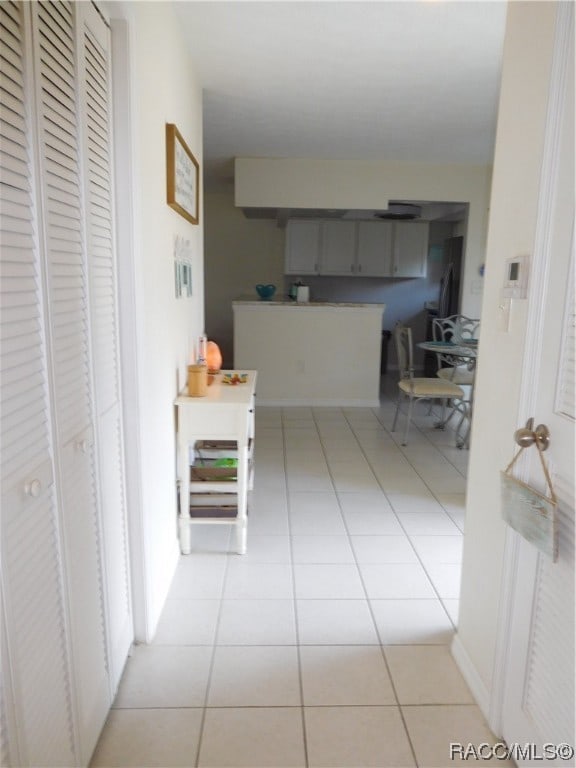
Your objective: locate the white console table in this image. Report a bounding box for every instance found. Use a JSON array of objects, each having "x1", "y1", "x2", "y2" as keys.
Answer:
[{"x1": 174, "y1": 370, "x2": 257, "y2": 554}]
